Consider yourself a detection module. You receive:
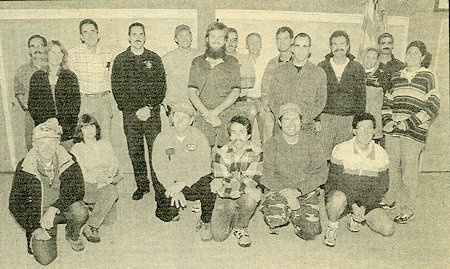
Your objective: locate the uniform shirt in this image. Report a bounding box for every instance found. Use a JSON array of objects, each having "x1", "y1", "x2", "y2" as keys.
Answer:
[
  {"x1": 152, "y1": 126, "x2": 211, "y2": 189},
  {"x1": 68, "y1": 43, "x2": 112, "y2": 94}
]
